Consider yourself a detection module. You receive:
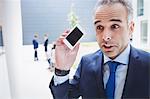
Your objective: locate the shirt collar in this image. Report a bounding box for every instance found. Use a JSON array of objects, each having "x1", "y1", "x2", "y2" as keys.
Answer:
[{"x1": 103, "y1": 44, "x2": 130, "y2": 65}]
